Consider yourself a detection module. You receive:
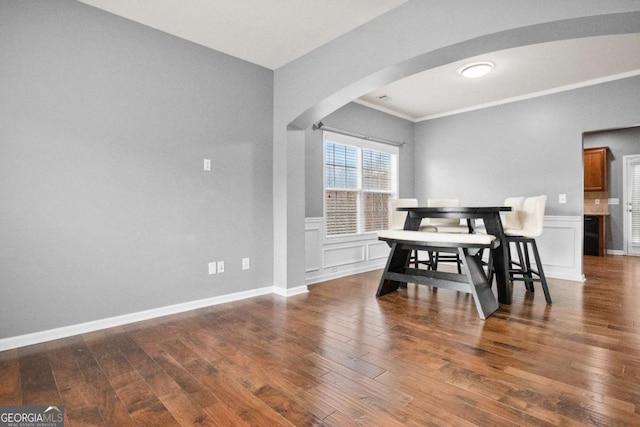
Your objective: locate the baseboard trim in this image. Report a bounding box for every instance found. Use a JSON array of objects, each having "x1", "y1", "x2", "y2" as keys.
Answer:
[
  {"x1": 272, "y1": 285, "x2": 309, "y2": 297},
  {"x1": 606, "y1": 250, "x2": 625, "y2": 256},
  {"x1": 306, "y1": 261, "x2": 385, "y2": 285},
  {"x1": 545, "y1": 271, "x2": 586, "y2": 282},
  {"x1": 0, "y1": 285, "x2": 304, "y2": 352}
]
